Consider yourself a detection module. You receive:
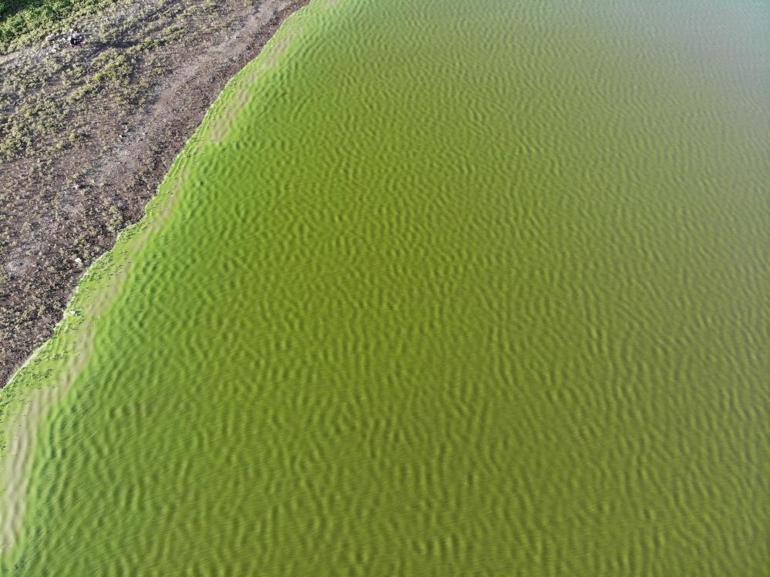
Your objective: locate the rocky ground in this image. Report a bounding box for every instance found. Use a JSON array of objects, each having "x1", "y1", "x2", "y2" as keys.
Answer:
[{"x1": 0, "y1": 0, "x2": 309, "y2": 386}]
